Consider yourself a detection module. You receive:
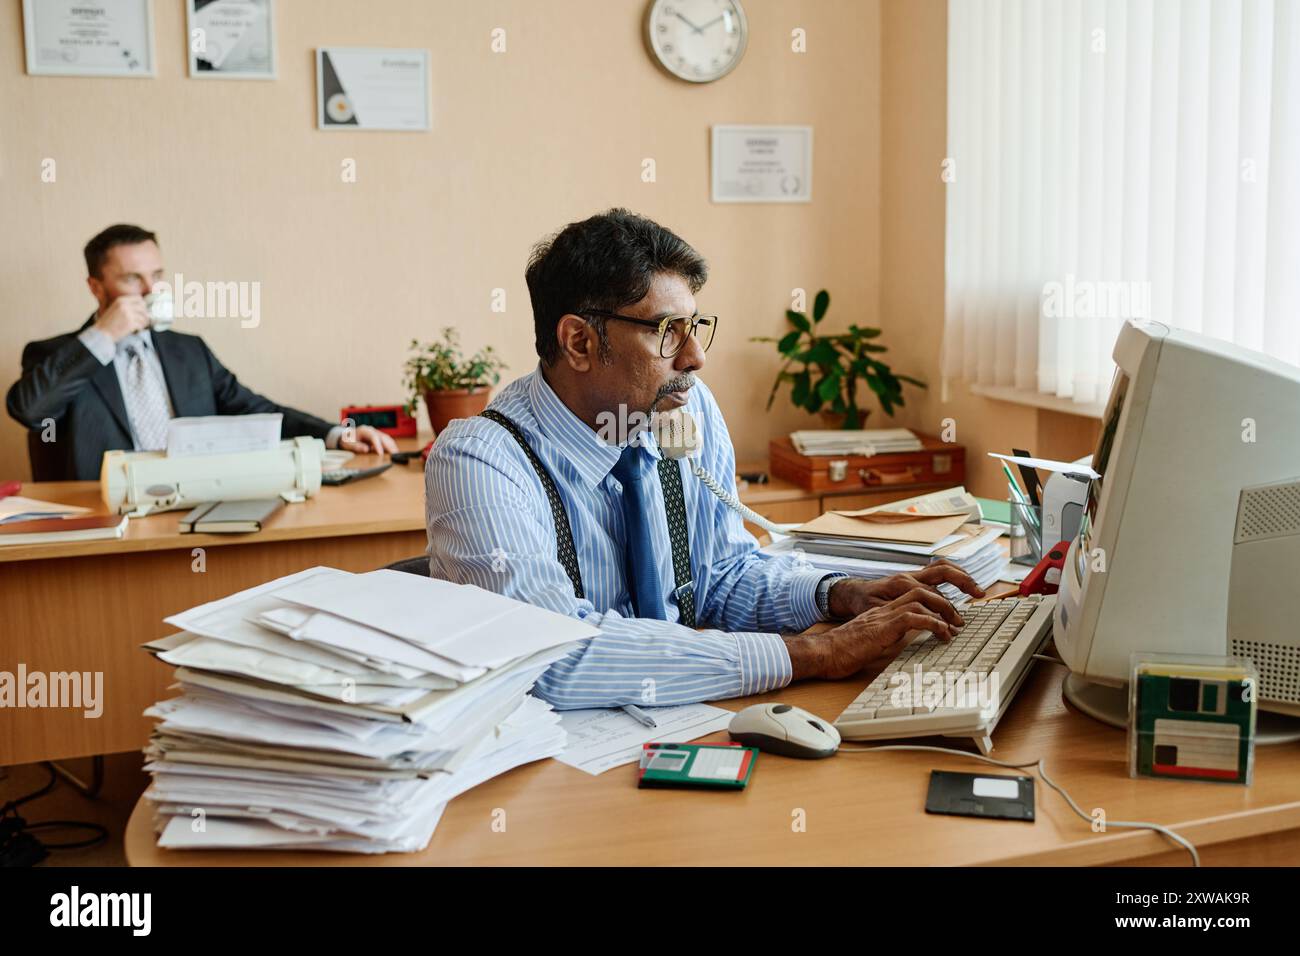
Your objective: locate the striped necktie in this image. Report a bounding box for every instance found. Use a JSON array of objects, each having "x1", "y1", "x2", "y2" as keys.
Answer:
[{"x1": 122, "y1": 343, "x2": 171, "y2": 451}]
